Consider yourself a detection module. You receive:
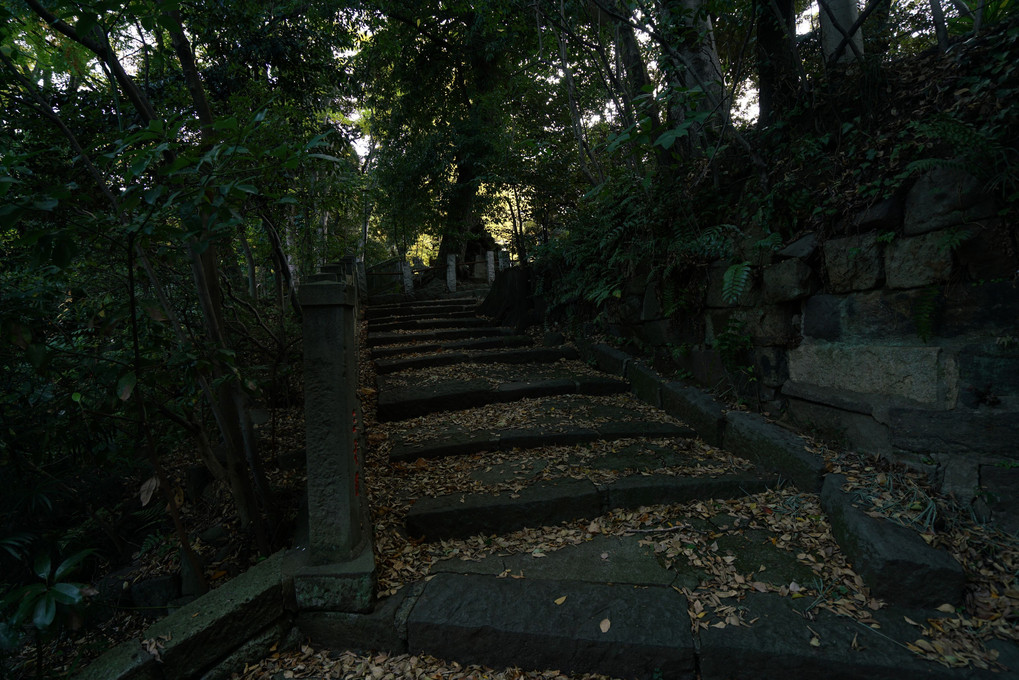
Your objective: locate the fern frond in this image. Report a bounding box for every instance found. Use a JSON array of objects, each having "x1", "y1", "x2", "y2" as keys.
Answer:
[{"x1": 722, "y1": 261, "x2": 752, "y2": 304}]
